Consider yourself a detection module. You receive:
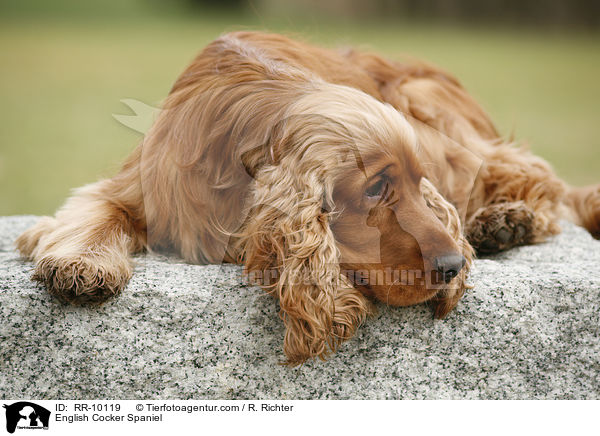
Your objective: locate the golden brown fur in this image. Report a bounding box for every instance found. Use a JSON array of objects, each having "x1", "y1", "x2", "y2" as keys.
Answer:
[{"x1": 16, "y1": 31, "x2": 599, "y2": 364}]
